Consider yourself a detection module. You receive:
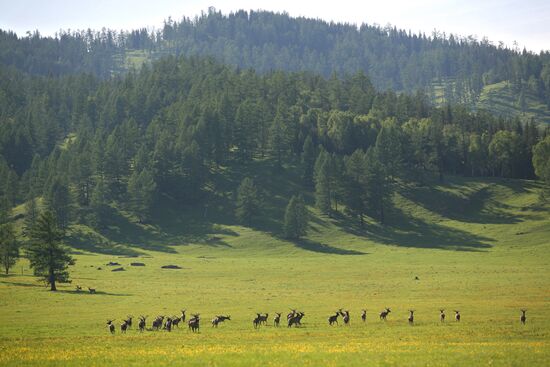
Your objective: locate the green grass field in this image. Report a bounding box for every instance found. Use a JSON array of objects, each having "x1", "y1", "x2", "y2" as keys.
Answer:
[{"x1": 1, "y1": 174, "x2": 549, "y2": 366}]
